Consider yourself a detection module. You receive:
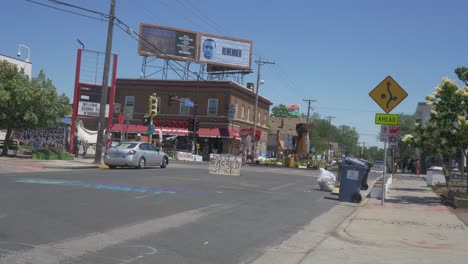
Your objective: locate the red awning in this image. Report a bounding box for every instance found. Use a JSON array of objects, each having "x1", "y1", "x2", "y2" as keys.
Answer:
[
  {"x1": 110, "y1": 124, "x2": 147, "y2": 134},
  {"x1": 110, "y1": 124, "x2": 239, "y2": 138},
  {"x1": 198, "y1": 128, "x2": 239, "y2": 139},
  {"x1": 110, "y1": 124, "x2": 188, "y2": 136}
]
